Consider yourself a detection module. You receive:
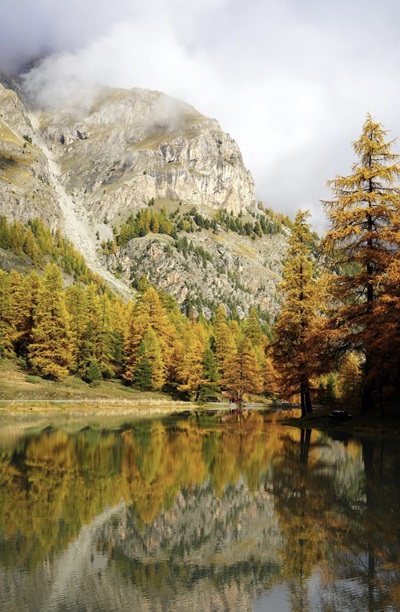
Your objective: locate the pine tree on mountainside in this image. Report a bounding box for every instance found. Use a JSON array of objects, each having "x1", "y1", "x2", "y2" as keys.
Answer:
[
  {"x1": 28, "y1": 263, "x2": 74, "y2": 379},
  {"x1": 322, "y1": 114, "x2": 400, "y2": 412},
  {"x1": 272, "y1": 210, "x2": 322, "y2": 415},
  {"x1": 23, "y1": 226, "x2": 42, "y2": 266}
]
